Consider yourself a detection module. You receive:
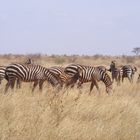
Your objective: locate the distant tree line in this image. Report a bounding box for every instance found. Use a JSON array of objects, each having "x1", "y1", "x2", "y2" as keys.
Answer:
[{"x1": 132, "y1": 47, "x2": 140, "y2": 56}]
